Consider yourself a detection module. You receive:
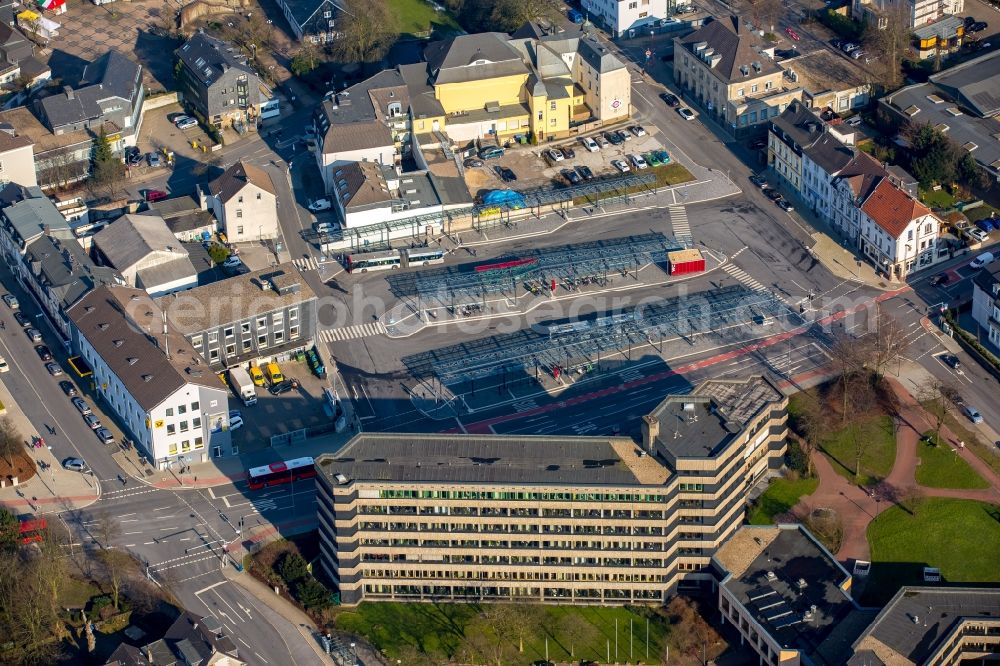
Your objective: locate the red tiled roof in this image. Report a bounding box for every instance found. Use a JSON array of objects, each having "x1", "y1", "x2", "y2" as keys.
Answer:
[{"x1": 860, "y1": 179, "x2": 932, "y2": 238}]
